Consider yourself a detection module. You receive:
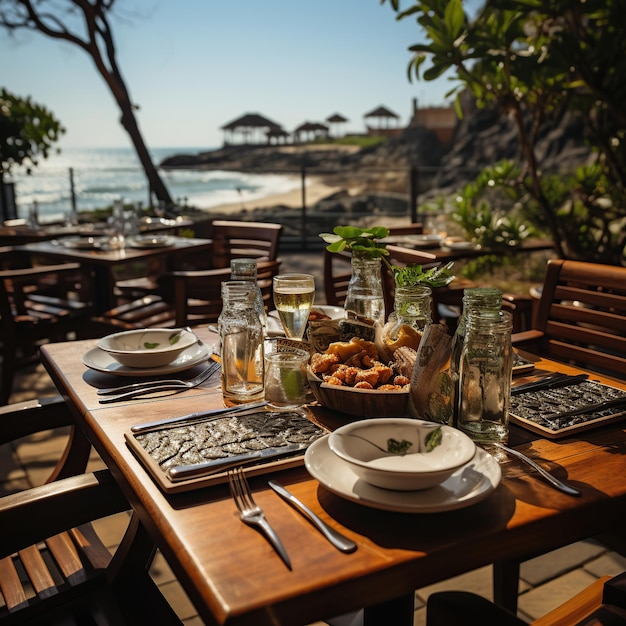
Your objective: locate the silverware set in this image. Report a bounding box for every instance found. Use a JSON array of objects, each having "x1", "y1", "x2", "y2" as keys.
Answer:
[
  {"x1": 97, "y1": 360, "x2": 221, "y2": 403},
  {"x1": 227, "y1": 467, "x2": 357, "y2": 569}
]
